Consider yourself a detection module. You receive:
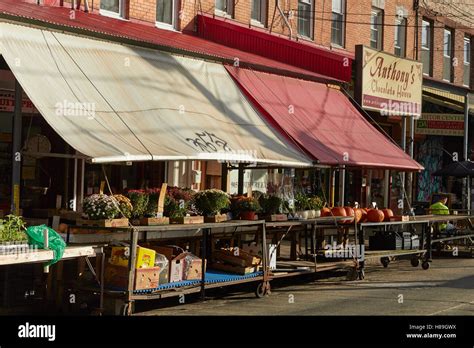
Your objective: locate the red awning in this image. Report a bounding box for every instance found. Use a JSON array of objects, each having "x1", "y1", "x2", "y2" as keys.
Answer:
[{"x1": 226, "y1": 66, "x2": 423, "y2": 171}]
